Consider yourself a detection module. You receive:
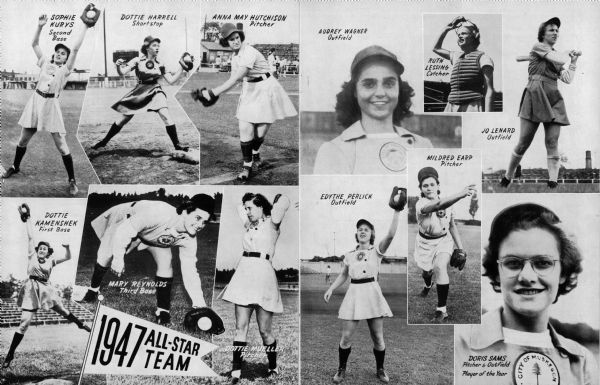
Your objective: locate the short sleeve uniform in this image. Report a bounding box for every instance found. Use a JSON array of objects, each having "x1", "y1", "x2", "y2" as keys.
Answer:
[
  {"x1": 18, "y1": 56, "x2": 71, "y2": 133},
  {"x1": 413, "y1": 198, "x2": 455, "y2": 271},
  {"x1": 337, "y1": 246, "x2": 393, "y2": 320},
  {"x1": 111, "y1": 56, "x2": 168, "y2": 114},
  {"x1": 17, "y1": 252, "x2": 62, "y2": 311},
  {"x1": 233, "y1": 43, "x2": 297, "y2": 124}
]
